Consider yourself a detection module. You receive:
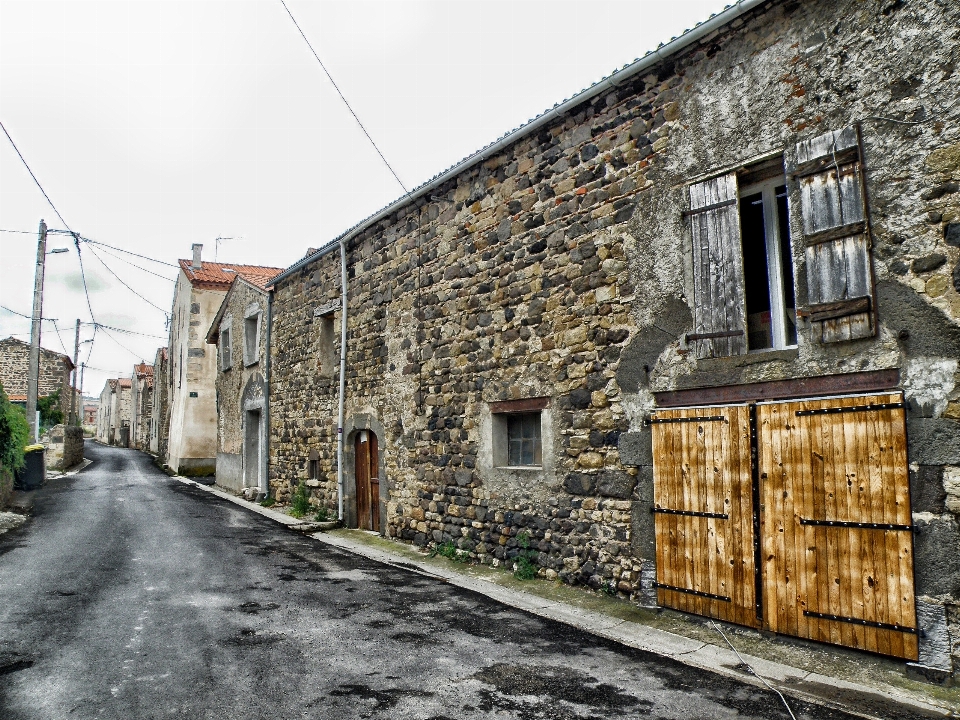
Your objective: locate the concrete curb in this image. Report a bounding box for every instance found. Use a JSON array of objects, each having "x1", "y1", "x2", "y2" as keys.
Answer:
[{"x1": 176, "y1": 476, "x2": 953, "y2": 720}]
